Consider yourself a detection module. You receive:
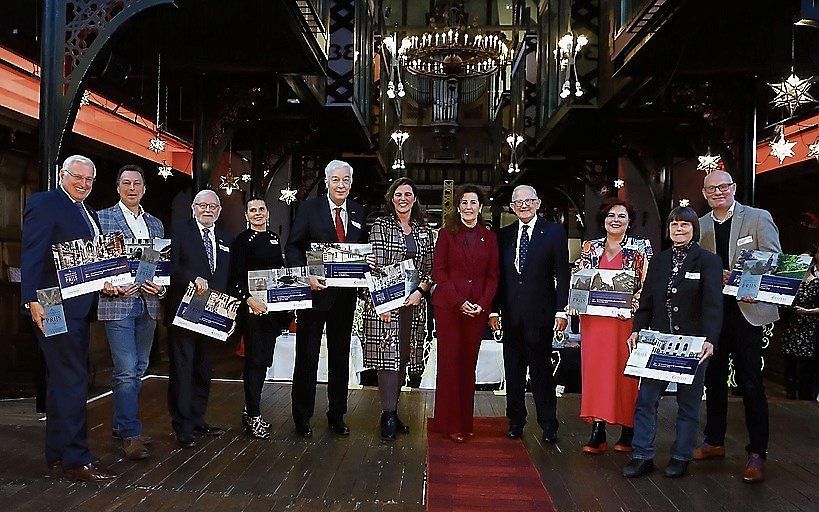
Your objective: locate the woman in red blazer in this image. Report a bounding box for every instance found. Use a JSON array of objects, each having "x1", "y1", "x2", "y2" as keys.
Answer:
[{"x1": 431, "y1": 185, "x2": 499, "y2": 442}]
